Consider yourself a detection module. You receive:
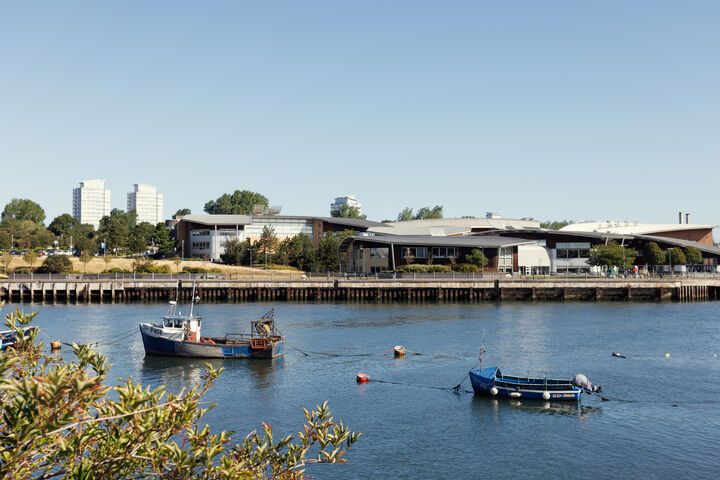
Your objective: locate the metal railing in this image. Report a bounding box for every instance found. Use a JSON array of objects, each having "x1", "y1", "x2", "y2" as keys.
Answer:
[{"x1": 2, "y1": 270, "x2": 719, "y2": 283}]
